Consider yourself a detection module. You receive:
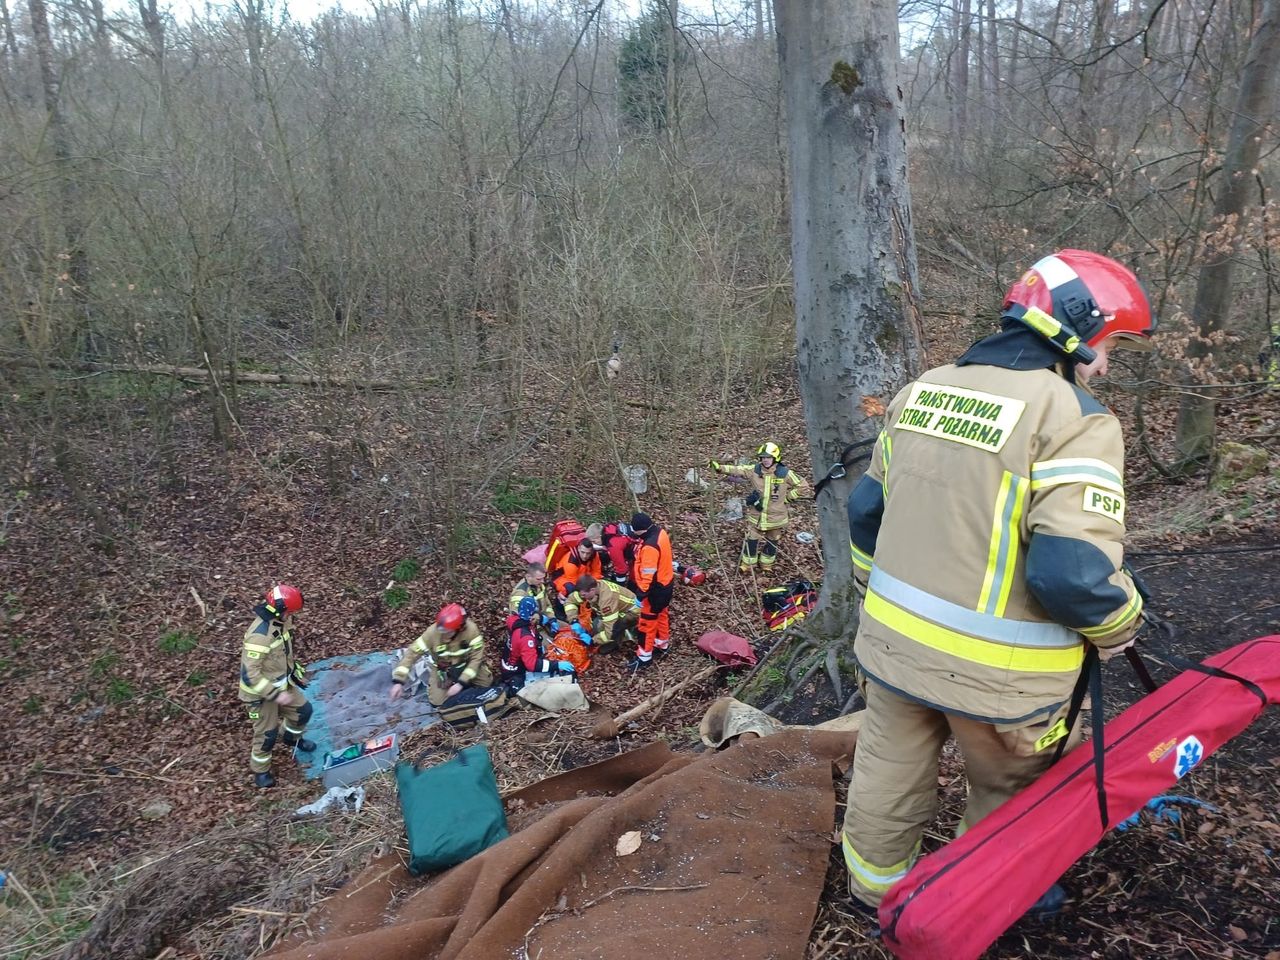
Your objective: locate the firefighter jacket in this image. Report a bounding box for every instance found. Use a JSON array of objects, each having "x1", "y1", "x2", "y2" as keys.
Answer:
[
  {"x1": 239, "y1": 607, "x2": 300, "y2": 703},
  {"x1": 846, "y1": 327, "x2": 1142, "y2": 727},
  {"x1": 500, "y1": 613, "x2": 553, "y2": 680},
  {"x1": 392, "y1": 619, "x2": 492, "y2": 690},
  {"x1": 553, "y1": 550, "x2": 603, "y2": 599},
  {"x1": 575, "y1": 581, "x2": 641, "y2": 643},
  {"x1": 720, "y1": 461, "x2": 809, "y2": 530},
  {"x1": 507, "y1": 577, "x2": 547, "y2": 616},
  {"x1": 631, "y1": 525, "x2": 675, "y2": 597}
]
